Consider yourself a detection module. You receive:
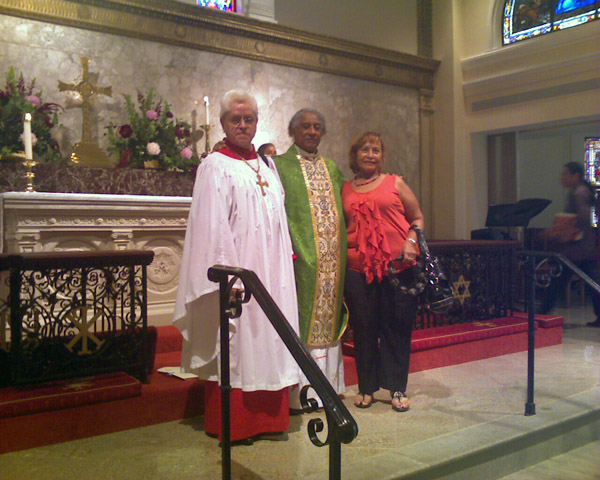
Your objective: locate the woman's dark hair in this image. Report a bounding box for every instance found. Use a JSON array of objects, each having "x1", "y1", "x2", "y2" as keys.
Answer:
[
  {"x1": 564, "y1": 161, "x2": 596, "y2": 204},
  {"x1": 257, "y1": 143, "x2": 275, "y2": 156}
]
